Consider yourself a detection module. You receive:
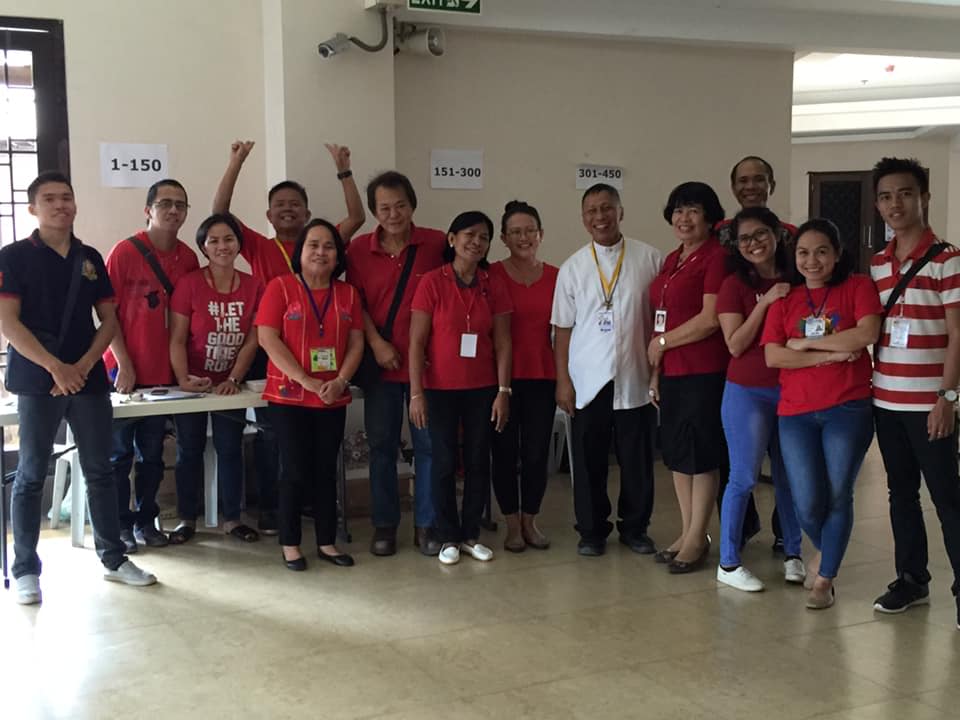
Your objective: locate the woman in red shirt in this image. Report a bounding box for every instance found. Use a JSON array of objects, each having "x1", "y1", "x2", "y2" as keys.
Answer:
[
  {"x1": 647, "y1": 181, "x2": 728, "y2": 574},
  {"x1": 409, "y1": 211, "x2": 512, "y2": 566},
  {"x1": 762, "y1": 218, "x2": 882, "y2": 609},
  {"x1": 256, "y1": 218, "x2": 364, "y2": 571},
  {"x1": 168, "y1": 214, "x2": 262, "y2": 545},
  {"x1": 489, "y1": 200, "x2": 558, "y2": 552},
  {"x1": 715, "y1": 207, "x2": 803, "y2": 592}
]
